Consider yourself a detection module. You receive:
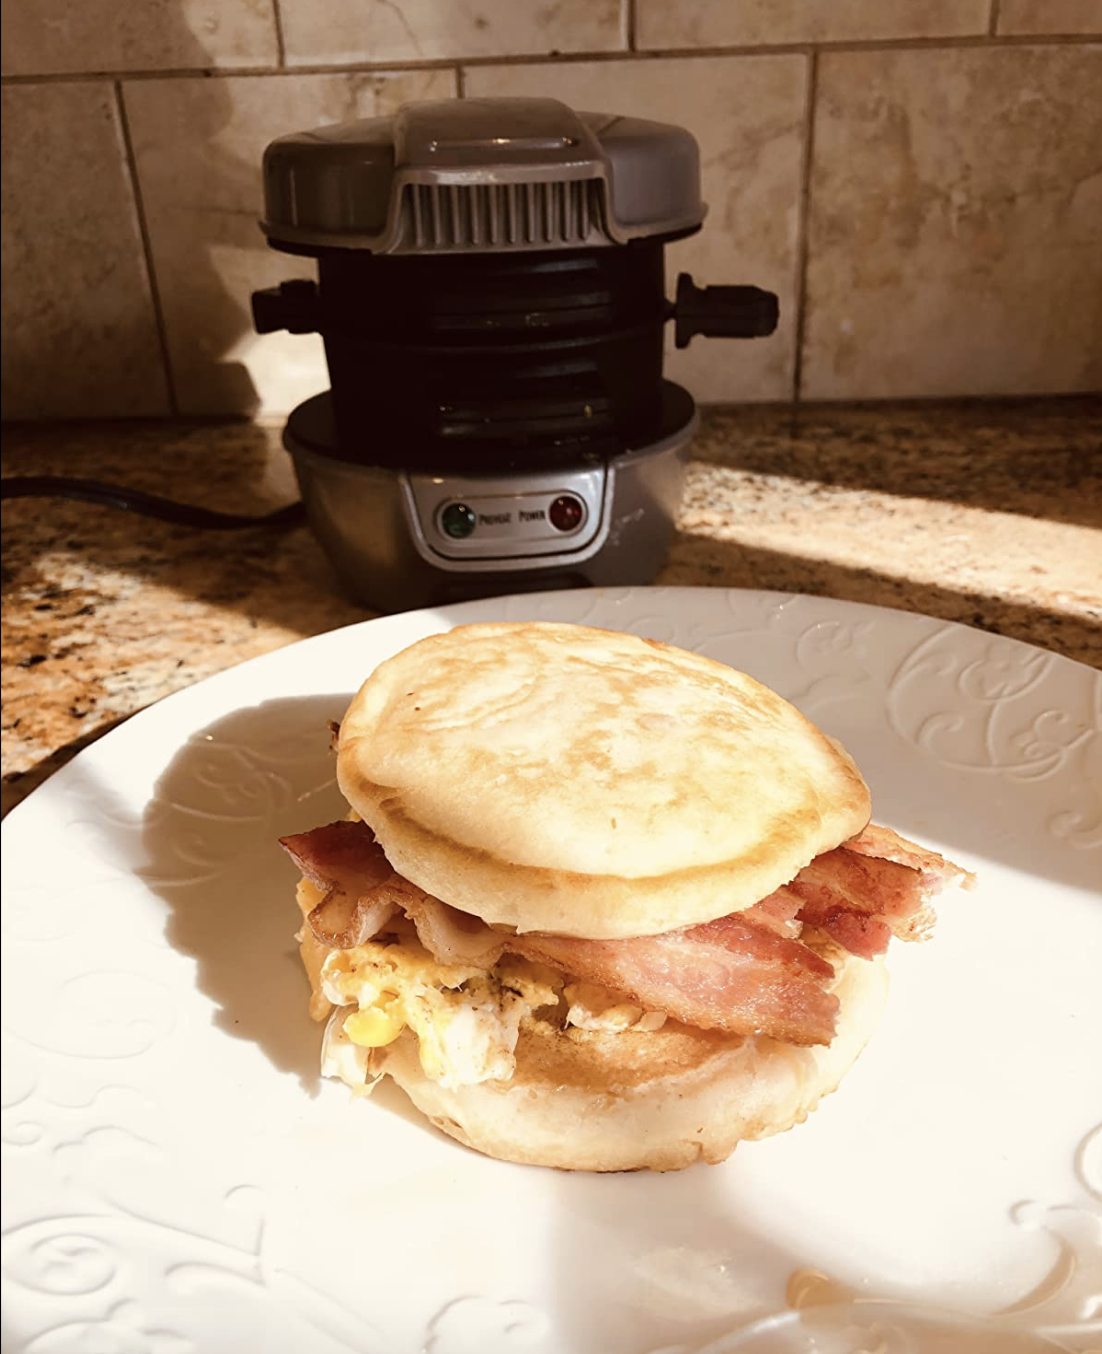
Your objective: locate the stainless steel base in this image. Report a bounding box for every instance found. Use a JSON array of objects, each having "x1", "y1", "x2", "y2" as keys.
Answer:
[{"x1": 287, "y1": 414, "x2": 695, "y2": 613}]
